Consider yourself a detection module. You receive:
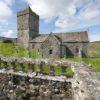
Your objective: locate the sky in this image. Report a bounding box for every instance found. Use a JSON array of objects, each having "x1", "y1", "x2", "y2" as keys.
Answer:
[{"x1": 0, "y1": 0, "x2": 100, "y2": 42}]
